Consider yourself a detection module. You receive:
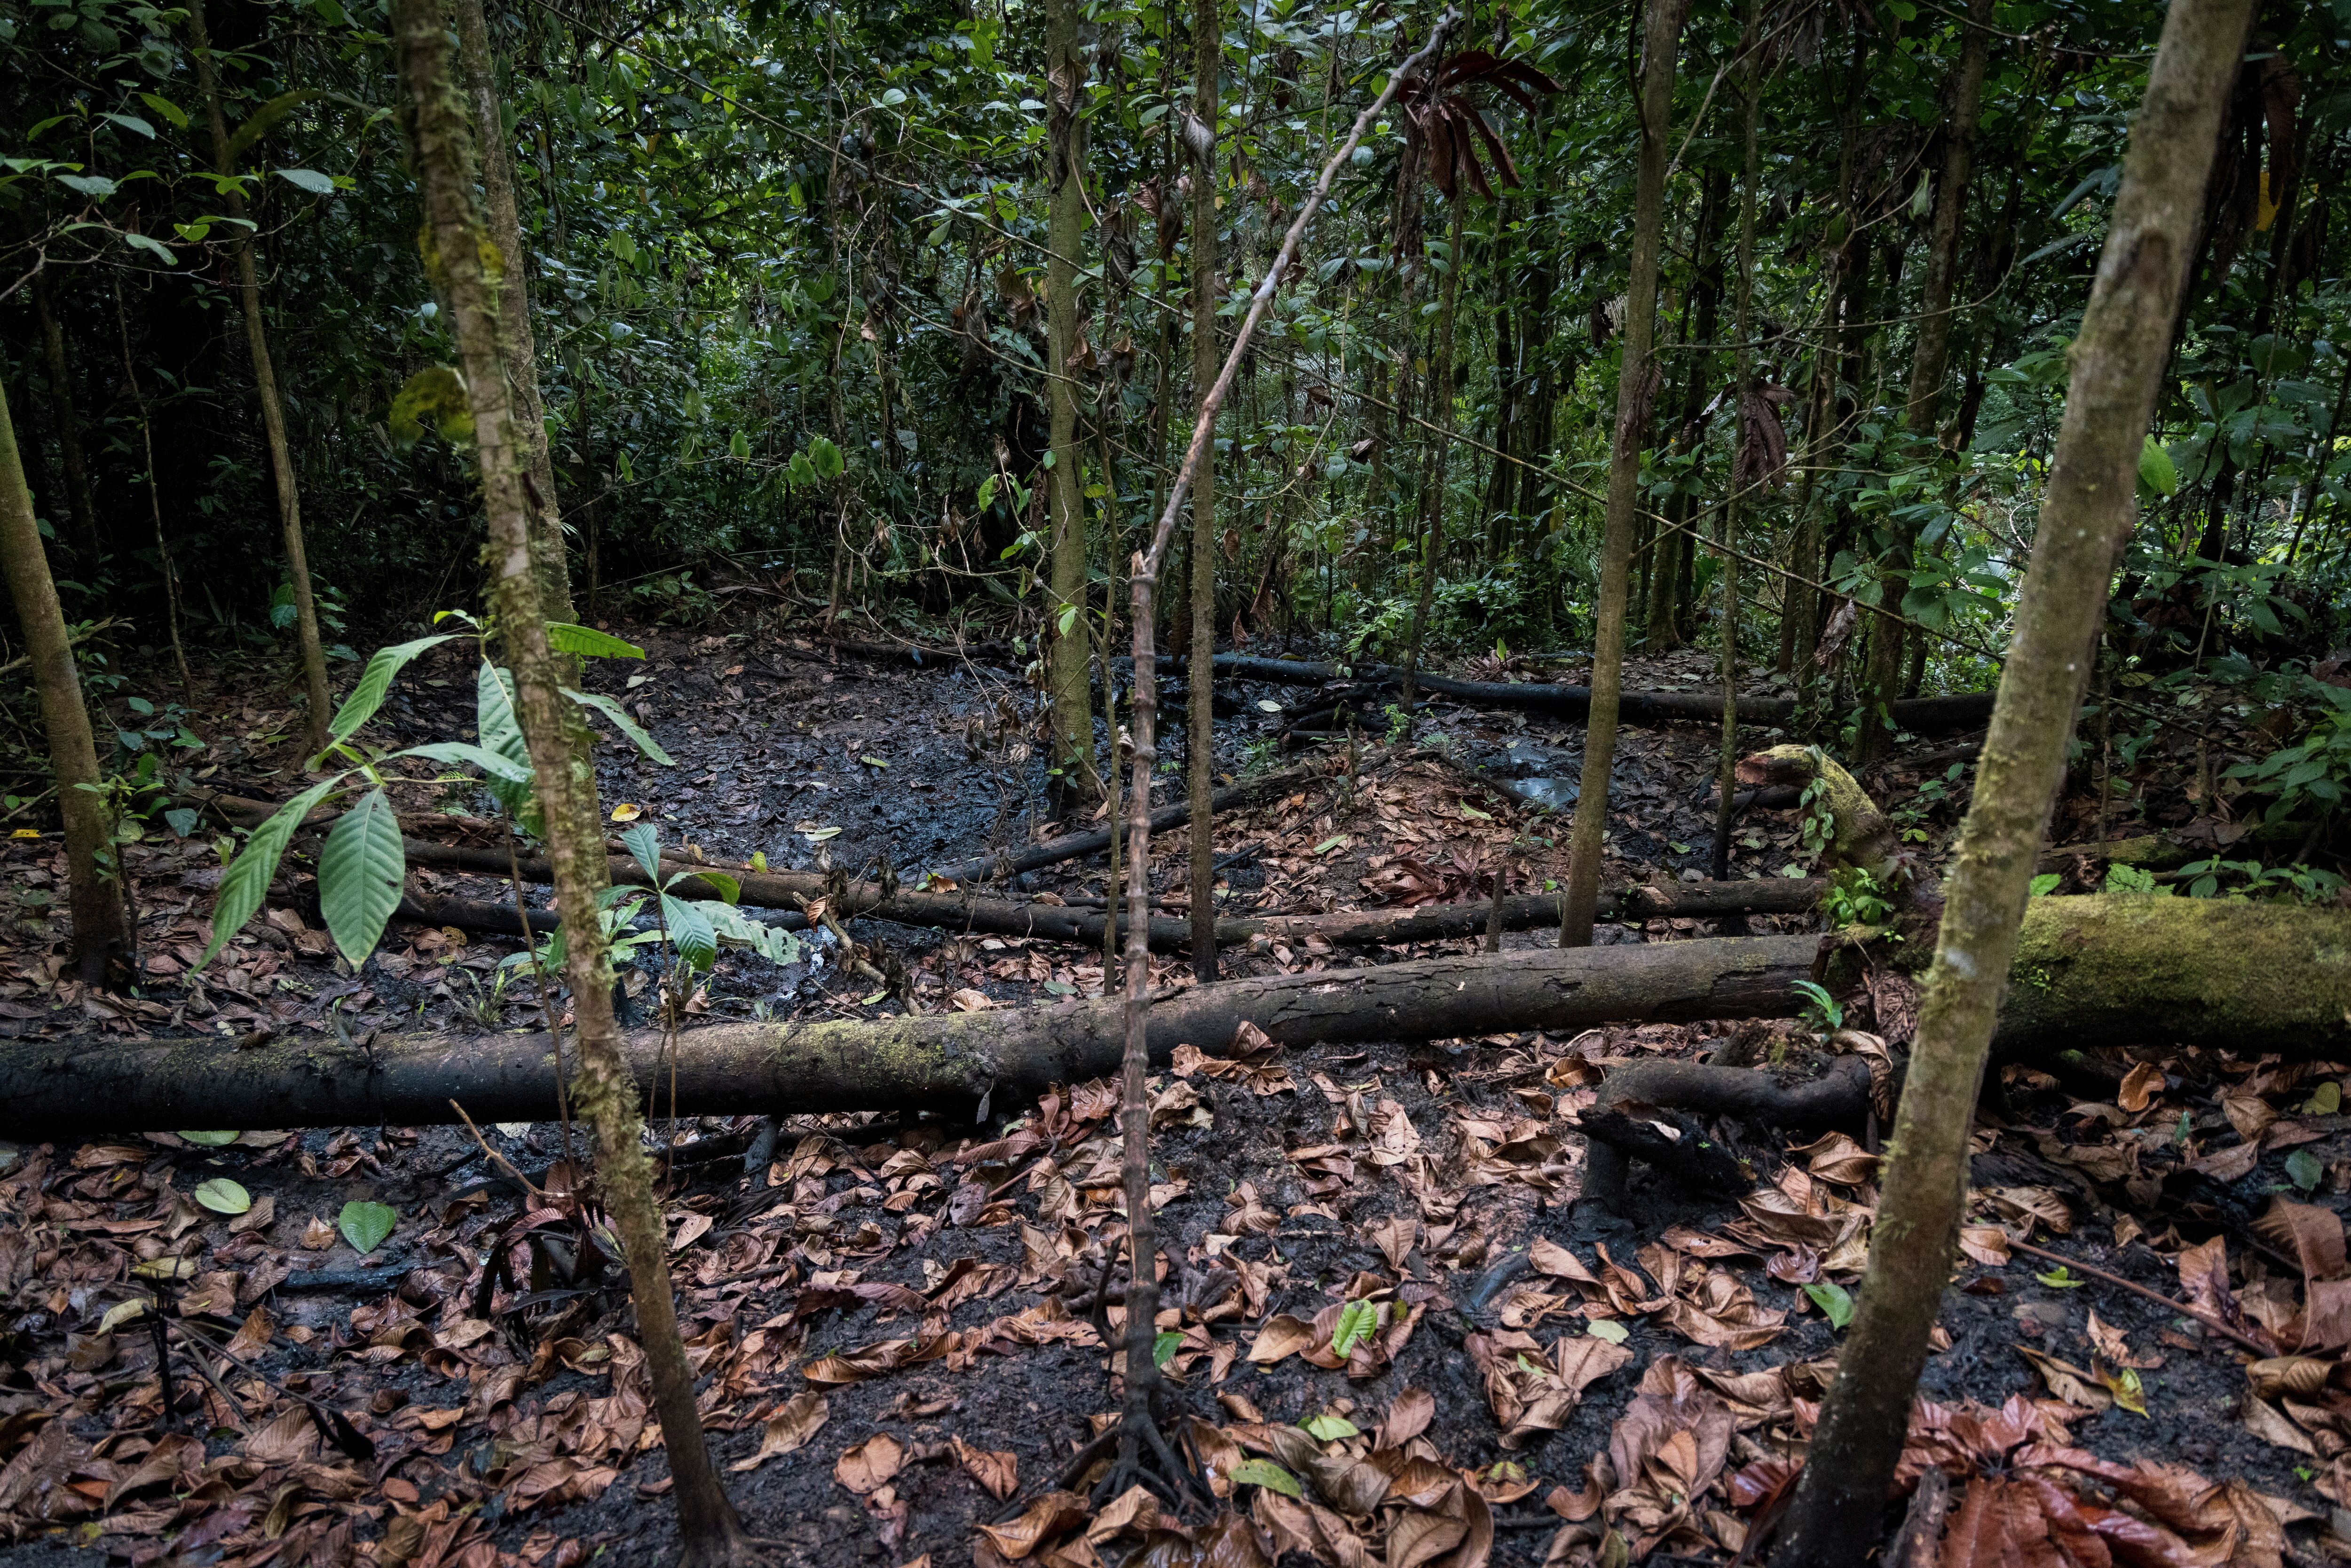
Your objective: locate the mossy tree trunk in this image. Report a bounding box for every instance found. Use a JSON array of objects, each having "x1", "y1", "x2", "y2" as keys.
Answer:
[
  {"x1": 0, "y1": 376, "x2": 127, "y2": 984},
  {"x1": 1560, "y1": 0, "x2": 1688, "y2": 946},
  {"x1": 1771, "y1": 1, "x2": 2256, "y2": 1559},
  {"x1": 189, "y1": 0, "x2": 334, "y2": 756},
  {"x1": 452, "y1": 0, "x2": 576, "y2": 625},
  {"x1": 392, "y1": 7, "x2": 753, "y2": 1564},
  {"x1": 1186, "y1": 0, "x2": 1221, "y2": 983},
  {"x1": 1043, "y1": 0, "x2": 1097, "y2": 801}
]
